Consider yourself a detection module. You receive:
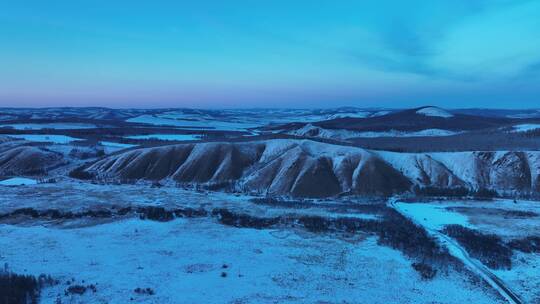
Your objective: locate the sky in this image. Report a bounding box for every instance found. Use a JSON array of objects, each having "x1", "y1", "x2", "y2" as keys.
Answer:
[{"x1": 1, "y1": 0, "x2": 540, "y2": 109}]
